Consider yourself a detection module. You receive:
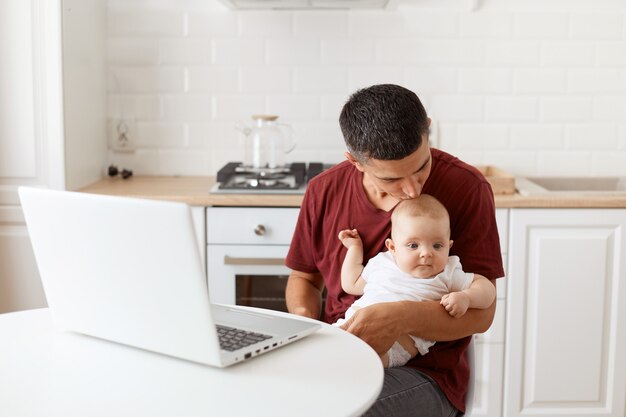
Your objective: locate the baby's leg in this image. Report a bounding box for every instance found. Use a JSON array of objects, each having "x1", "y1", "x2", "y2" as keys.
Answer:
[{"x1": 383, "y1": 335, "x2": 420, "y2": 368}]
